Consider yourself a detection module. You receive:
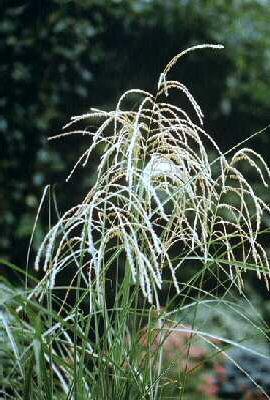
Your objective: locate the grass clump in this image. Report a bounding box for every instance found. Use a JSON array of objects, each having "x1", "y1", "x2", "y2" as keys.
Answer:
[{"x1": 1, "y1": 44, "x2": 270, "y2": 399}]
